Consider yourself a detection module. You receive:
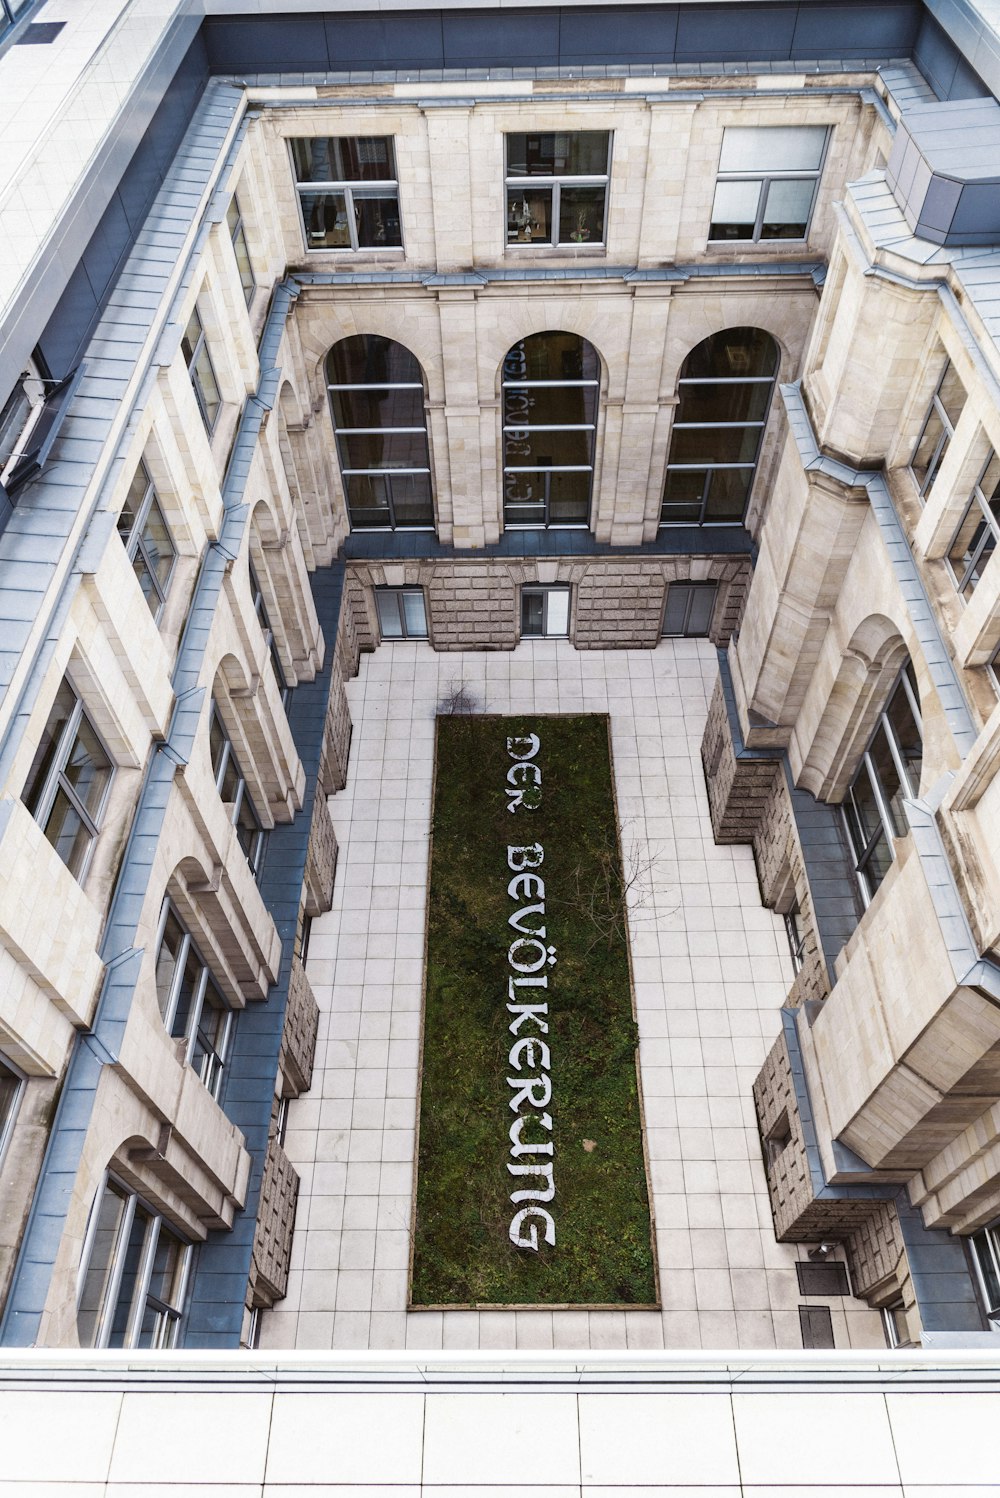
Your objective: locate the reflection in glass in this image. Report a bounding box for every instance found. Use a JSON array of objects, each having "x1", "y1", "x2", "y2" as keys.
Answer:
[
  {"x1": 501, "y1": 332, "x2": 599, "y2": 527},
  {"x1": 327, "y1": 336, "x2": 434, "y2": 529}
]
